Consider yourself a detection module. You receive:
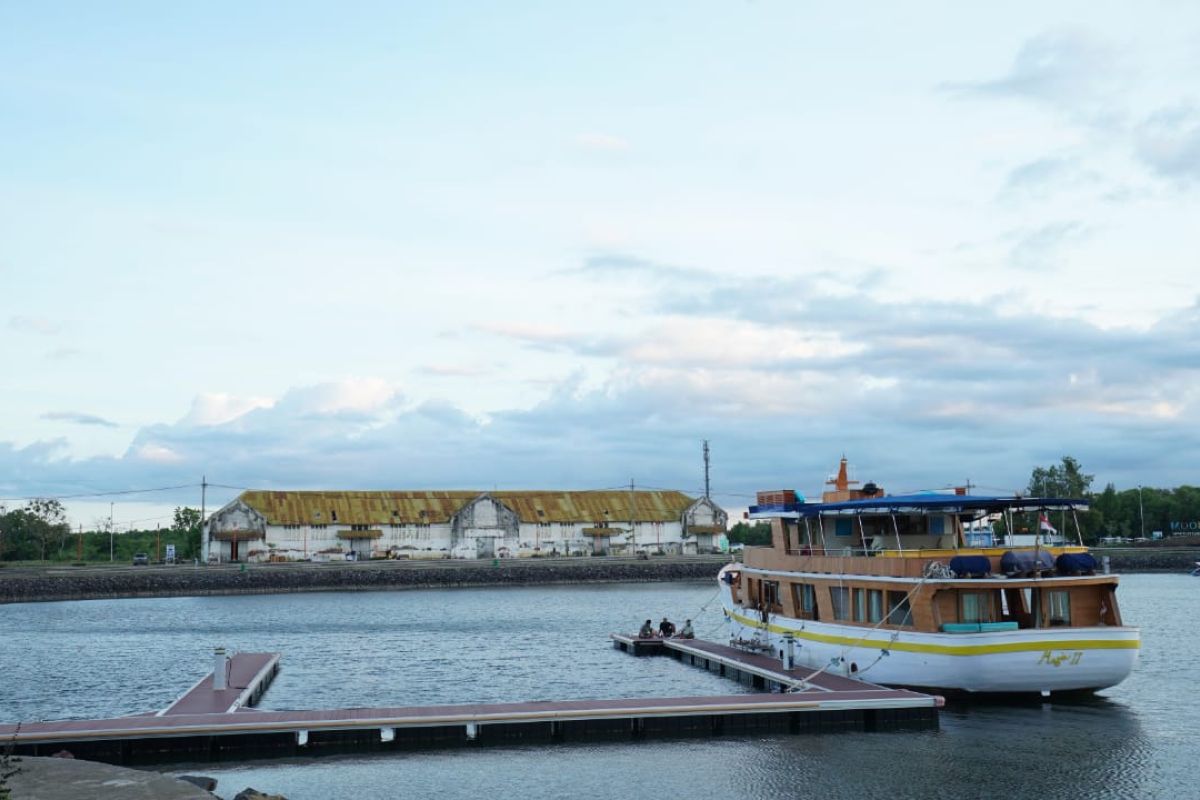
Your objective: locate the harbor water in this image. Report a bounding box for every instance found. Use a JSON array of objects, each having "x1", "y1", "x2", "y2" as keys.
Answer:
[{"x1": 0, "y1": 574, "x2": 1195, "y2": 799}]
